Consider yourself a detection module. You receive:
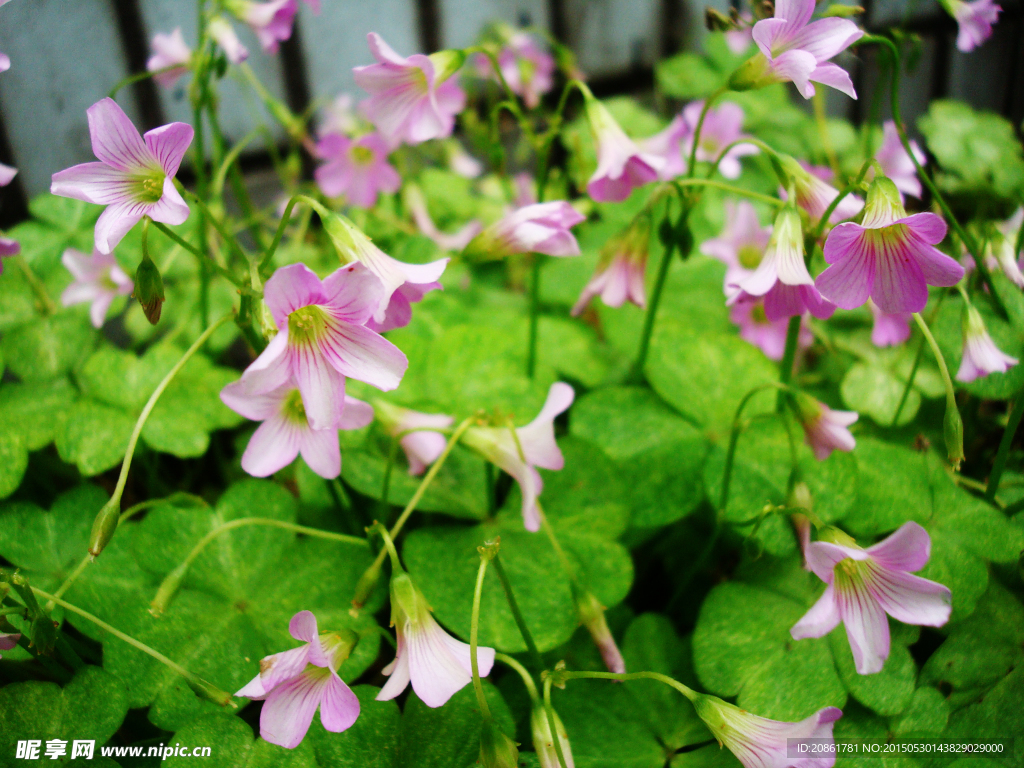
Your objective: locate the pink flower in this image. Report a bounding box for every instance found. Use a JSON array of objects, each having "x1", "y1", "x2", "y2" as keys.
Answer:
[
  {"x1": 208, "y1": 16, "x2": 249, "y2": 64},
  {"x1": 571, "y1": 217, "x2": 649, "y2": 314},
  {"x1": 50, "y1": 98, "x2": 193, "y2": 254},
  {"x1": 447, "y1": 142, "x2": 483, "y2": 178},
  {"x1": 792, "y1": 393, "x2": 857, "y2": 460},
  {"x1": 955, "y1": 305, "x2": 1018, "y2": 382},
  {"x1": 353, "y1": 33, "x2": 466, "y2": 146},
  {"x1": 725, "y1": 17, "x2": 755, "y2": 54},
  {"x1": 730, "y1": 206, "x2": 815, "y2": 299},
  {"x1": 871, "y1": 121, "x2": 925, "y2": 200},
  {"x1": 377, "y1": 571, "x2": 495, "y2": 708},
  {"x1": 638, "y1": 114, "x2": 690, "y2": 181},
  {"x1": 0, "y1": 163, "x2": 18, "y2": 271},
  {"x1": 465, "y1": 202, "x2": 585, "y2": 259},
  {"x1": 319, "y1": 94, "x2": 359, "y2": 137},
  {"x1": 701, "y1": 200, "x2": 772, "y2": 291},
  {"x1": 576, "y1": 590, "x2": 625, "y2": 674},
  {"x1": 949, "y1": 0, "x2": 1001, "y2": 52},
  {"x1": 234, "y1": 262, "x2": 407, "y2": 431},
  {"x1": 60, "y1": 248, "x2": 134, "y2": 328},
  {"x1": 694, "y1": 695, "x2": 842, "y2": 768},
  {"x1": 0, "y1": 162, "x2": 15, "y2": 187},
  {"x1": 0, "y1": 632, "x2": 19, "y2": 659},
  {"x1": 738, "y1": 0, "x2": 863, "y2": 99},
  {"x1": 780, "y1": 160, "x2": 864, "y2": 225},
  {"x1": 314, "y1": 132, "x2": 400, "y2": 207},
  {"x1": 513, "y1": 172, "x2": 537, "y2": 207},
  {"x1": 236, "y1": 611, "x2": 361, "y2": 748},
  {"x1": 583, "y1": 91, "x2": 664, "y2": 202},
  {"x1": 868, "y1": 299, "x2": 911, "y2": 347},
  {"x1": 816, "y1": 177, "x2": 964, "y2": 313},
  {"x1": 730, "y1": 299, "x2": 812, "y2": 360},
  {"x1": 147, "y1": 28, "x2": 192, "y2": 87},
  {"x1": 322, "y1": 214, "x2": 448, "y2": 333},
  {"x1": 222, "y1": 378, "x2": 372, "y2": 478},
  {"x1": 792, "y1": 522, "x2": 951, "y2": 674},
  {"x1": 229, "y1": 0, "x2": 298, "y2": 53},
  {"x1": 496, "y1": 33, "x2": 555, "y2": 109},
  {"x1": 462, "y1": 382, "x2": 574, "y2": 532},
  {"x1": 406, "y1": 184, "x2": 482, "y2": 252},
  {"x1": 682, "y1": 100, "x2": 758, "y2": 179},
  {"x1": 991, "y1": 207, "x2": 1024, "y2": 288},
  {"x1": 373, "y1": 400, "x2": 454, "y2": 475}
]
